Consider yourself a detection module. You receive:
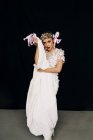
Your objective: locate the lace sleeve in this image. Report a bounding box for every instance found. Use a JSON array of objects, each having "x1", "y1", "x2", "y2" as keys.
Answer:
[{"x1": 57, "y1": 49, "x2": 65, "y2": 63}]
